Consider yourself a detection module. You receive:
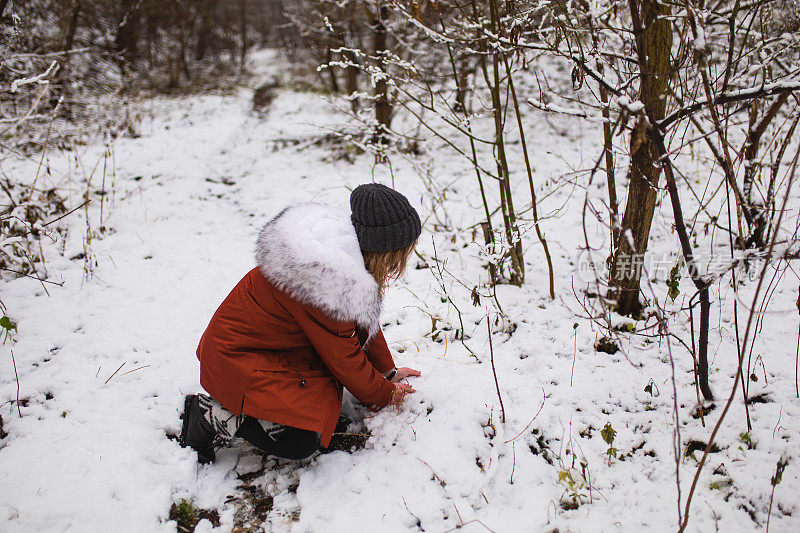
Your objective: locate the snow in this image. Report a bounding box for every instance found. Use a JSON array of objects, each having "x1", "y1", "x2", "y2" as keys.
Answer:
[
  {"x1": 692, "y1": 25, "x2": 708, "y2": 54},
  {"x1": 9, "y1": 60, "x2": 58, "y2": 93},
  {"x1": 527, "y1": 97, "x2": 590, "y2": 119},
  {"x1": 1, "y1": 49, "x2": 800, "y2": 532},
  {"x1": 616, "y1": 95, "x2": 644, "y2": 114}
]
